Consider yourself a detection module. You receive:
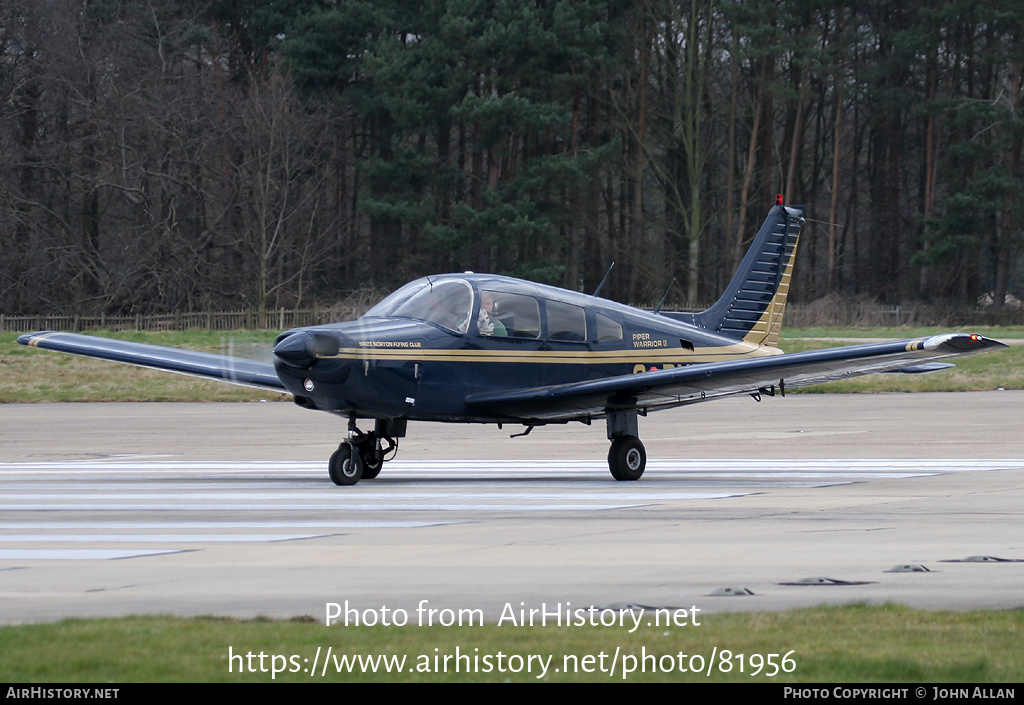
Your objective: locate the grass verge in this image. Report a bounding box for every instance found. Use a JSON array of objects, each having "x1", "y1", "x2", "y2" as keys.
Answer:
[
  {"x1": 1, "y1": 605, "x2": 1021, "y2": 682},
  {"x1": 779, "y1": 329, "x2": 1024, "y2": 393},
  {"x1": 1, "y1": 331, "x2": 283, "y2": 403}
]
